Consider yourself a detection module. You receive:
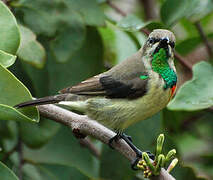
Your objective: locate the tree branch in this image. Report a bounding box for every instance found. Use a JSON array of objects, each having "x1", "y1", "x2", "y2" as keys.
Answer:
[
  {"x1": 174, "y1": 52, "x2": 192, "y2": 70},
  {"x1": 37, "y1": 104, "x2": 175, "y2": 180},
  {"x1": 139, "y1": 0, "x2": 158, "y2": 20},
  {"x1": 106, "y1": 0, "x2": 127, "y2": 17},
  {"x1": 195, "y1": 21, "x2": 213, "y2": 58}
]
